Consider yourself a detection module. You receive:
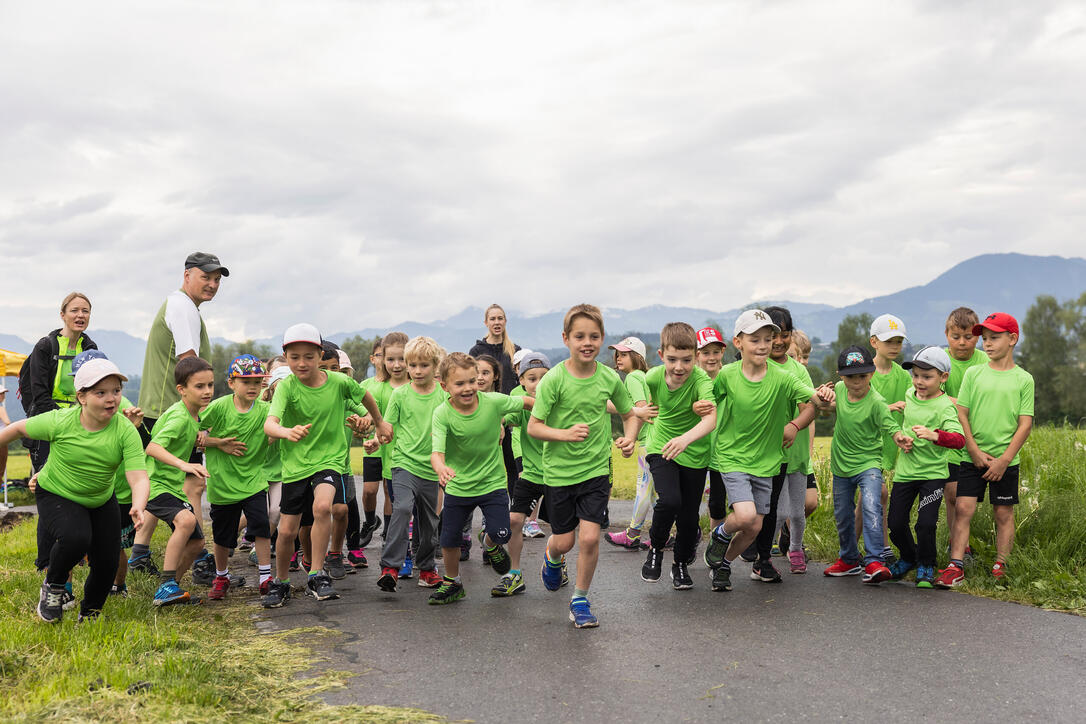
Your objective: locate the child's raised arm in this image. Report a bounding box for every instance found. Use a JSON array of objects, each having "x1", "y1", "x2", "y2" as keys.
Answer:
[
  {"x1": 613, "y1": 407, "x2": 642, "y2": 458},
  {"x1": 527, "y1": 416, "x2": 589, "y2": 443},
  {"x1": 264, "y1": 415, "x2": 311, "y2": 443},
  {"x1": 660, "y1": 404, "x2": 716, "y2": 461},
  {"x1": 146, "y1": 441, "x2": 209, "y2": 479}
]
